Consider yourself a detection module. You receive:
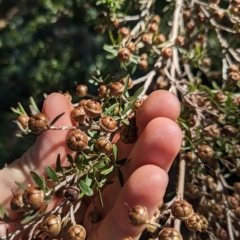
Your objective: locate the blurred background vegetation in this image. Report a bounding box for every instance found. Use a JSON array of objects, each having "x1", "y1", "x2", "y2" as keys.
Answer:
[{"x1": 0, "y1": 0, "x2": 168, "y2": 168}]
